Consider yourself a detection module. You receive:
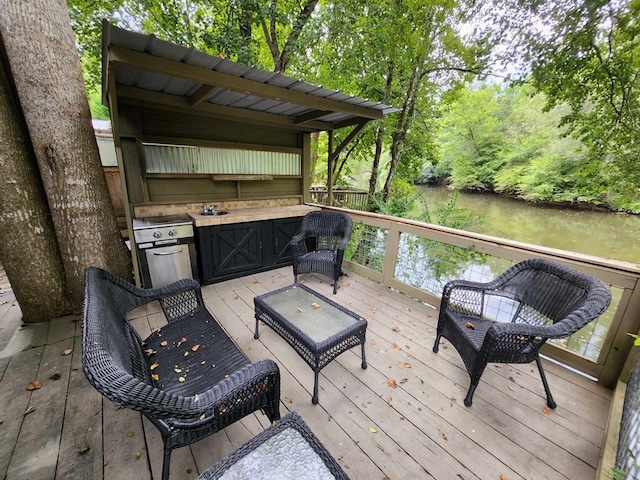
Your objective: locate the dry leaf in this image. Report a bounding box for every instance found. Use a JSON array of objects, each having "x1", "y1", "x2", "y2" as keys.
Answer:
[
  {"x1": 160, "y1": 341, "x2": 168, "y2": 347},
  {"x1": 191, "y1": 344, "x2": 200, "y2": 352},
  {"x1": 398, "y1": 362, "x2": 404, "y2": 369},
  {"x1": 400, "y1": 378, "x2": 409, "y2": 384},
  {"x1": 311, "y1": 302, "x2": 320, "y2": 309},
  {"x1": 388, "y1": 378, "x2": 397, "y2": 388},
  {"x1": 174, "y1": 368, "x2": 182, "y2": 373},
  {"x1": 284, "y1": 396, "x2": 293, "y2": 404},
  {"x1": 500, "y1": 475, "x2": 507, "y2": 480},
  {"x1": 297, "y1": 307, "x2": 303, "y2": 313},
  {"x1": 184, "y1": 351, "x2": 189, "y2": 356},
  {"x1": 77, "y1": 443, "x2": 90, "y2": 454},
  {"x1": 26, "y1": 380, "x2": 42, "y2": 391},
  {"x1": 62, "y1": 348, "x2": 73, "y2": 356},
  {"x1": 370, "y1": 339, "x2": 377, "y2": 345},
  {"x1": 152, "y1": 374, "x2": 159, "y2": 381},
  {"x1": 441, "y1": 433, "x2": 448, "y2": 441},
  {"x1": 49, "y1": 373, "x2": 61, "y2": 381},
  {"x1": 369, "y1": 427, "x2": 378, "y2": 433},
  {"x1": 508, "y1": 376, "x2": 515, "y2": 383},
  {"x1": 178, "y1": 376, "x2": 186, "y2": 382},
  {"x1": 392, "y1": 326, "x2": 400, "y2": 332},
  {"x1": 369, "y1": 306, "x2": 377, "y2": 312},
  {"x1": 177, "y1": 337, "x2": 187, "y2": 347},
  {"x1": 200, "y1": 414, "x2": 206, "y2": 420},
  {"x1": 24, "y1": 406, "x2": 35, "y2": 415},
  {"x1": 252, "y1": 280, "x2": 259, "y2": 284},
  {"x1": 144, "y1": 348, "x2": 155, "y2": 356},
  {"x1": 465, "y1": 322, "x2": 475, "y2": 329},
  {"x1": 392, "y1": 343, "x2": 401, "y2": 350},
  {"x1": 542, "y1": 407, "x2": 552, "y2": 415},
  {"x1": 387, "y1": 397, "x2": 393, "y2": 407},
  {"x1": 201, "y1": 361, "x2": 206, "y2": 365},
  {"x1": 135, "y1": 452, "x2": 142, "y2": 460},
  {"x1": 404, "y1": 363, "x2": 412, "y2": 368},
  {"x1": 150, "y1": 362, "x2": 159, "y2": 370},
  {"x1": 194, "y1": 394, "x2": 199, "y2": 402}
]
